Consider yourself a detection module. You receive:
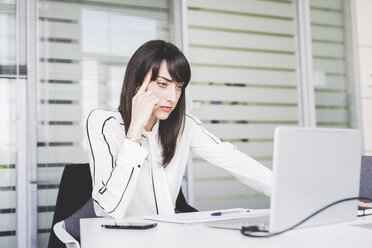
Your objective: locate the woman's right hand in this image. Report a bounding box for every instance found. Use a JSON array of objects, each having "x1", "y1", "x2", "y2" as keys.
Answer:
[{"x1": 126, "y1": 72, "x2": 159, "y2": 139}]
